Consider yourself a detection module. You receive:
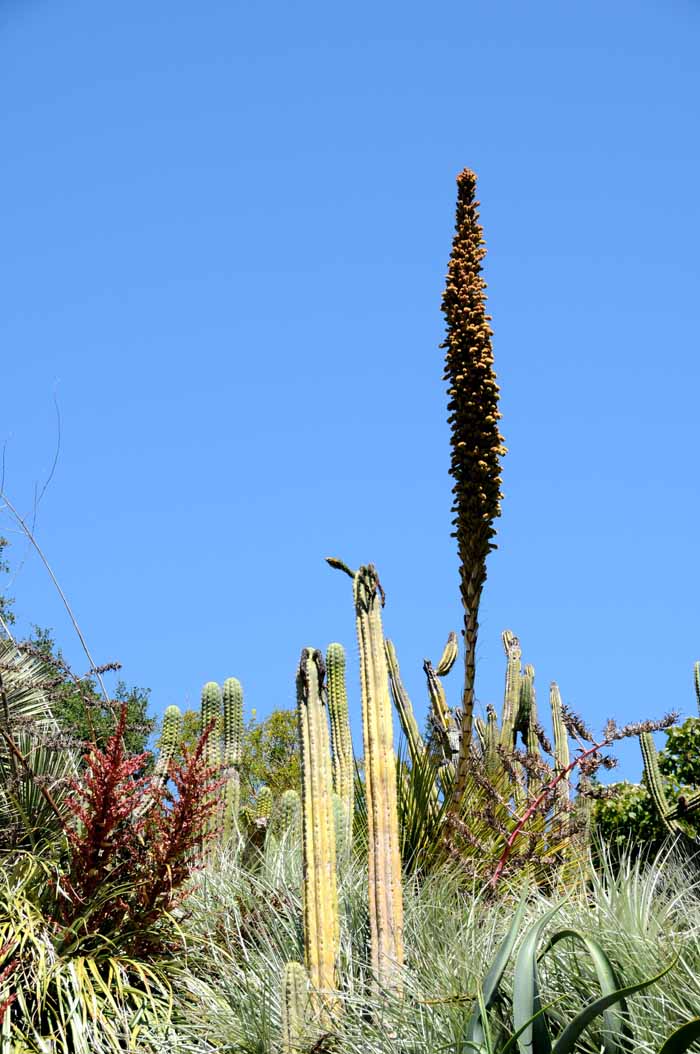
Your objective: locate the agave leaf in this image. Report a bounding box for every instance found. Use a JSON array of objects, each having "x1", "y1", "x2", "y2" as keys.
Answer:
[
  {"x1": 466, "y1": 885, "x2": 529, "y2": 1046},
  {"x1": 541, "y1": 928, "x2": 632, "y2": 1054},
  {"x1": 552, "y1": 961, "x2": 675, "y2": 1054},
  {"x1": 513, "y1": 908, "x2": 562, "y2": 1054},
  {"x1": 657, "y1": 1018, "x2": 700, "y2": 1054}
]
